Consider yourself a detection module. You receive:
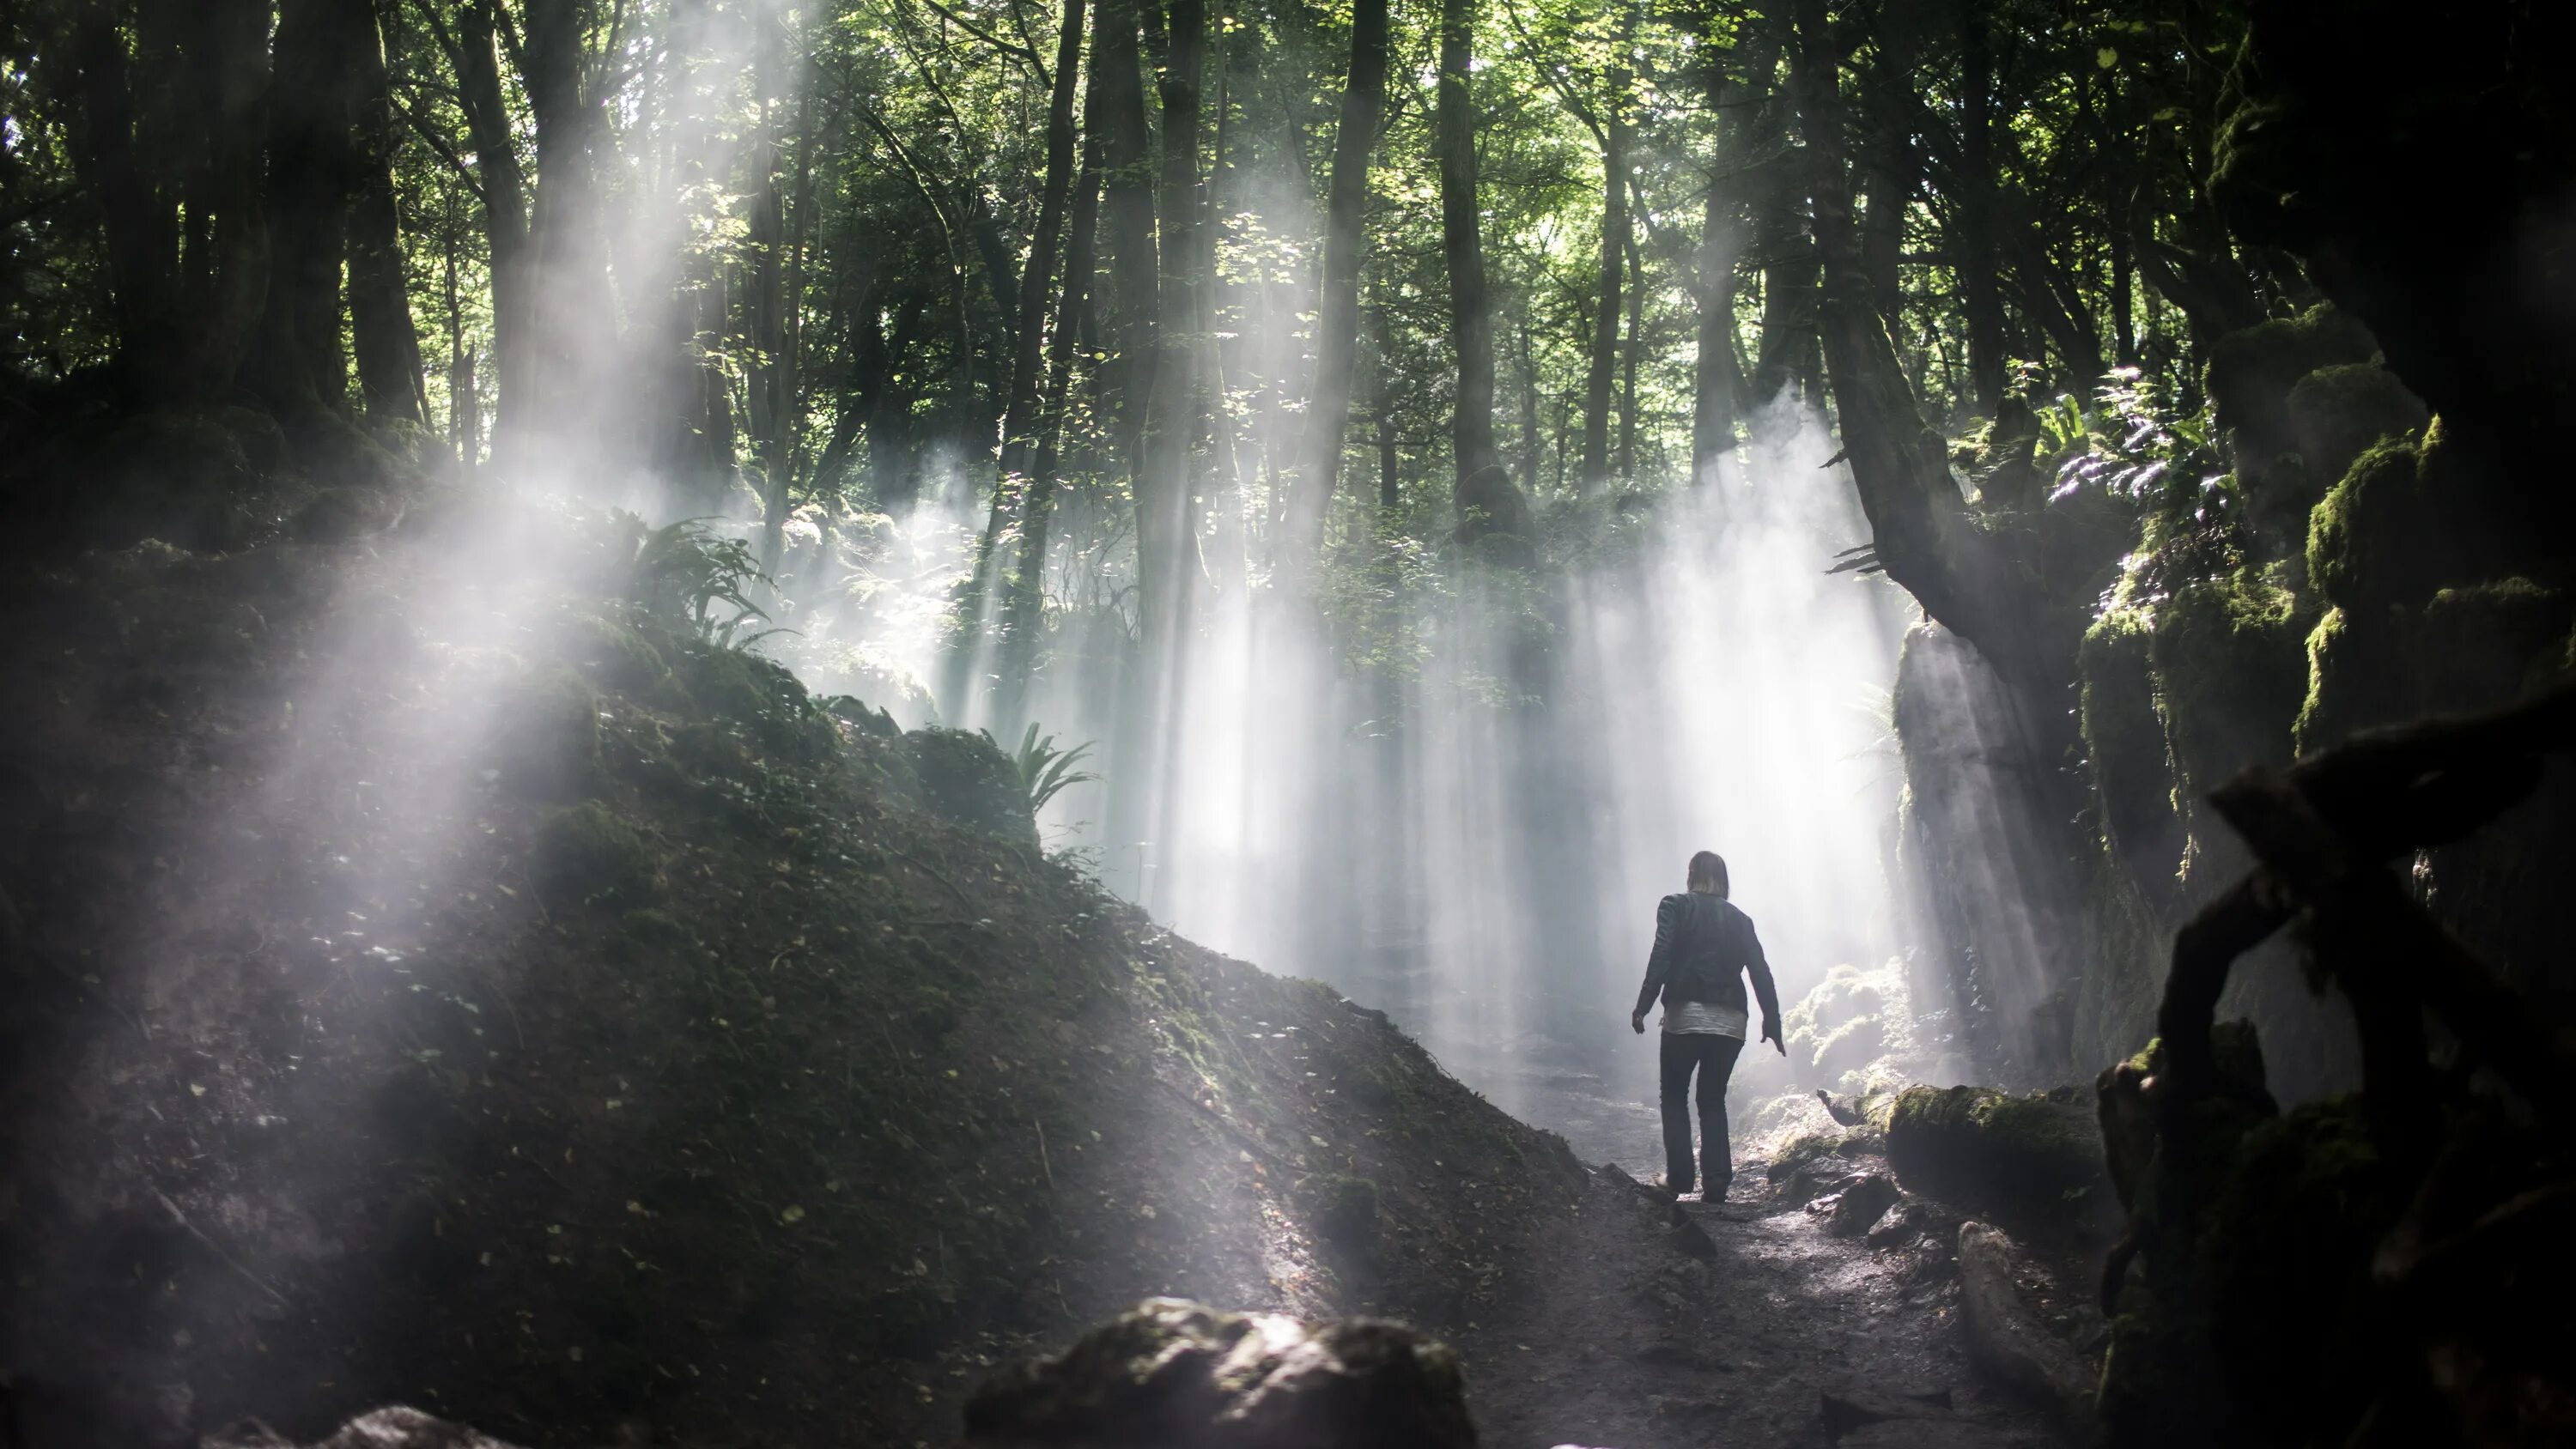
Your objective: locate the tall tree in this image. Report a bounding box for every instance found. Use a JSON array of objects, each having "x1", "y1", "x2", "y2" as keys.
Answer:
[
  {"x1": 347, "y1": 0, "x2": 426, "y2": 424},
  {"x1": 997, "y1": 0, "x2": 1092, "y2": 484},
  {"x1": 1435, "y1": 0, "x2": 1528, "y2": 543},
  {"x1": 1577, "y1": 21, "x2": 1631, "y2": 491},
  {"x1": 1283, "y1": 0, "x2": 1391, "y2": 565}
]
